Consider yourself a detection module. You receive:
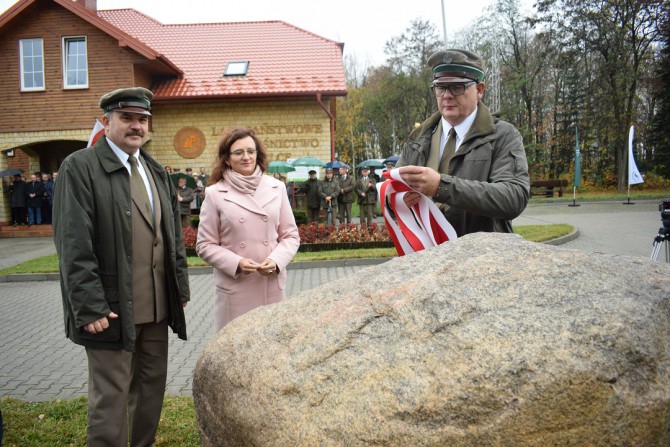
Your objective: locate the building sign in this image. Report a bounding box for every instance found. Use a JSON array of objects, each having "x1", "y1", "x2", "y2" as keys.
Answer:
[
  {"x1": 210, "y1": 123, "x2": 324, "y2": 160},
  {"x1": 174, "y1": 127, "x2": 206, "y2": 159}
]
